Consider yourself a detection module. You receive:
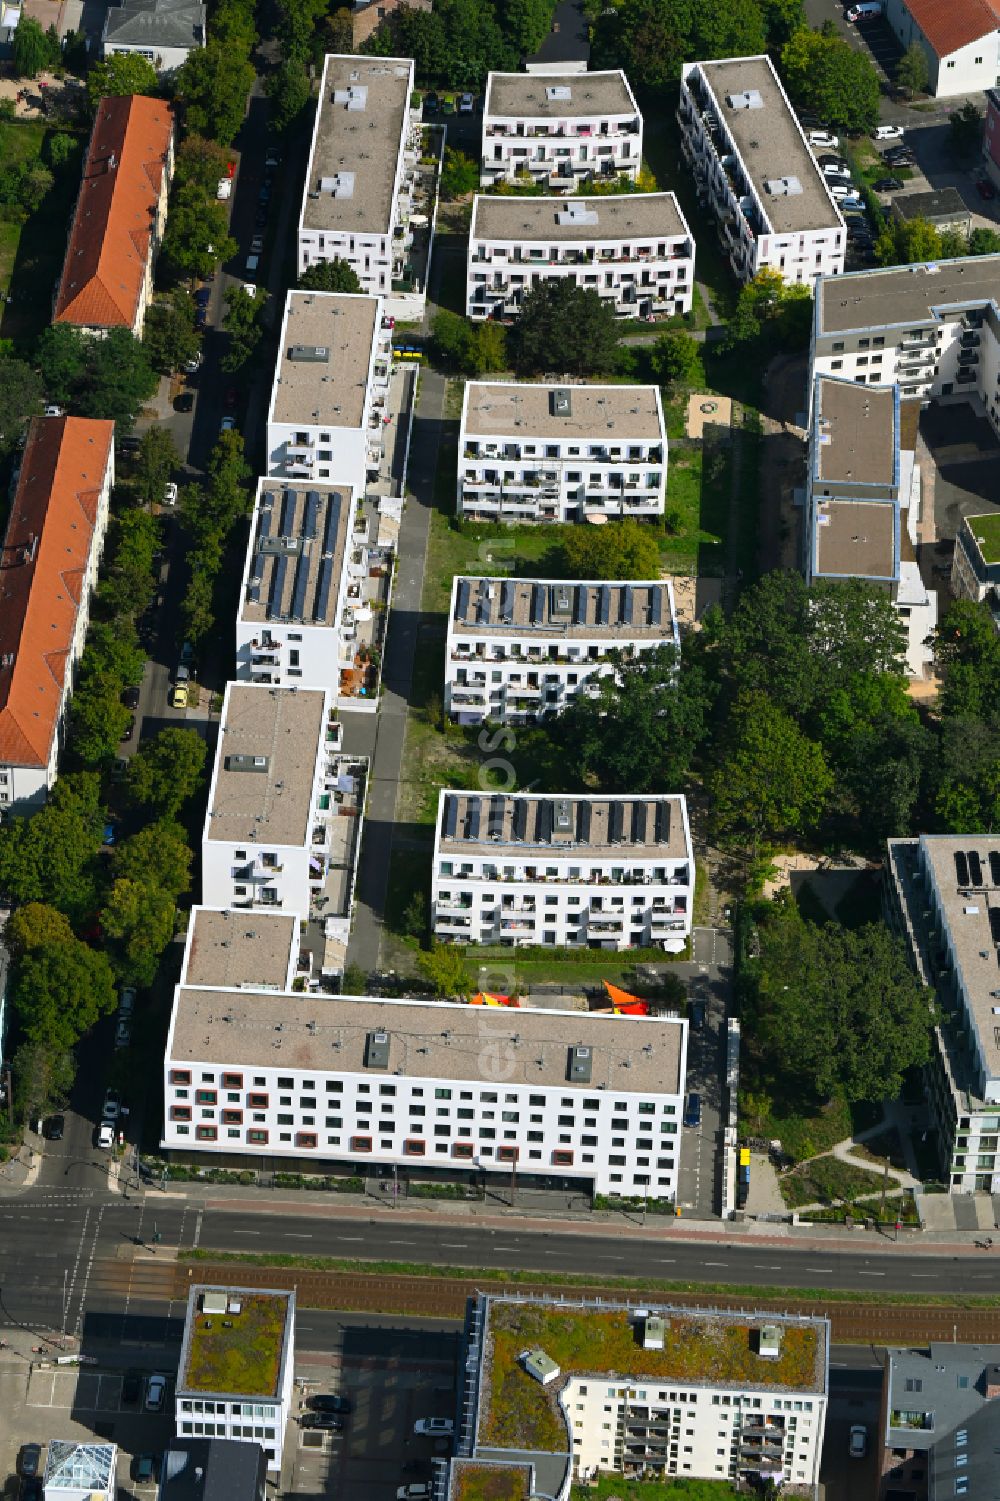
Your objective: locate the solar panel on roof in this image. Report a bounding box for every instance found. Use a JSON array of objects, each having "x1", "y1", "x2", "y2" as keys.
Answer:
[
  {"x1": 489, "y1": 795, "x2": 505, "y2": 838},
  {"x1": 303, "y1": 491, "x2": 320, "y2": 540},
  {"x1": 443, "y1": 795, "x2": 458, "y2": 839},
  {"x1": 622, "y1": 585, "x2": 634, "y2": 626},
  {"x1": 956, "y1": 851, "x2": 970, "y2": 886},
  {"x1": 574, "y1": 587, "x2": 588, "y2": 626},
  {"x1": 598, "y1": 586, "x2": 611, "y2": 626},
  {"x1": 478, "y1": 586, "x2": 493, "y2": 625},
  {"x1": 500, "y1": 580, "x2": 515, "y2": 621},
  {"x1": 538, "y1": 801, "x2": 553, "y2": 842},
  {"x1": 655, "y1": 802, "x2": 671, "y2": 844},
  {"x1": 279, "y1": 489, "x2": 296, "y2": 539},
  {"x1": 991, "y1": 908, "x2": 1000, "y2": 946},
  {"x1": 258, "y1": 499, "x2": 273, "y2": 540},
  {"x1": 577, "y1": 801, "x2": 591, "y2": 842},
  {"x1": 322, "y1": 493, "x2": 341, "y2": 555},
  {"x1": 456, "y1": 578, "x2": 471, "y2": 621},
  {"x1": 532, "y1": 584, "x2": 545, "y2": 626},
  {"x1": 313, "y1": 555, "x2": 335, "y2": 623},
  {"x1": 466, "y1": 799, "x2": 481, "y2": 840},
  {"x1": 513, "y1": 800, "x2": 528, "y2": 841},
  {"x1": 610, "y1": 802, "x2": 624, "y2": 844},
  {"x1": 247, "y1": 579, "x2": 261, "y2": 606},
  {"x1": 290, "y1": 551, "x2": 310, "y2": 622},
  {"x1": 267, "y1": 553, "x2": 289, "y2": 620},
  {"x1": 991, "y1": 853, "x2": 1000, "y2": 887},
  {"x1": 970, "y1": 852, "x2": 984, "y2": 886},
  {"x1": 632, "y1": 802, "x2": 647, "y2": 842}
]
